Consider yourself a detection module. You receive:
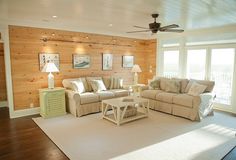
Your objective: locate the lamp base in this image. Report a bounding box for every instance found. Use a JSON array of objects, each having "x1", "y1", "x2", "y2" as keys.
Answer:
[
  {"x1": 133, "y1": 72, "x2": 138, "y2": 85},
  {"x1": 48, "y1": 72, "x2": 54, "y2": 89}
]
